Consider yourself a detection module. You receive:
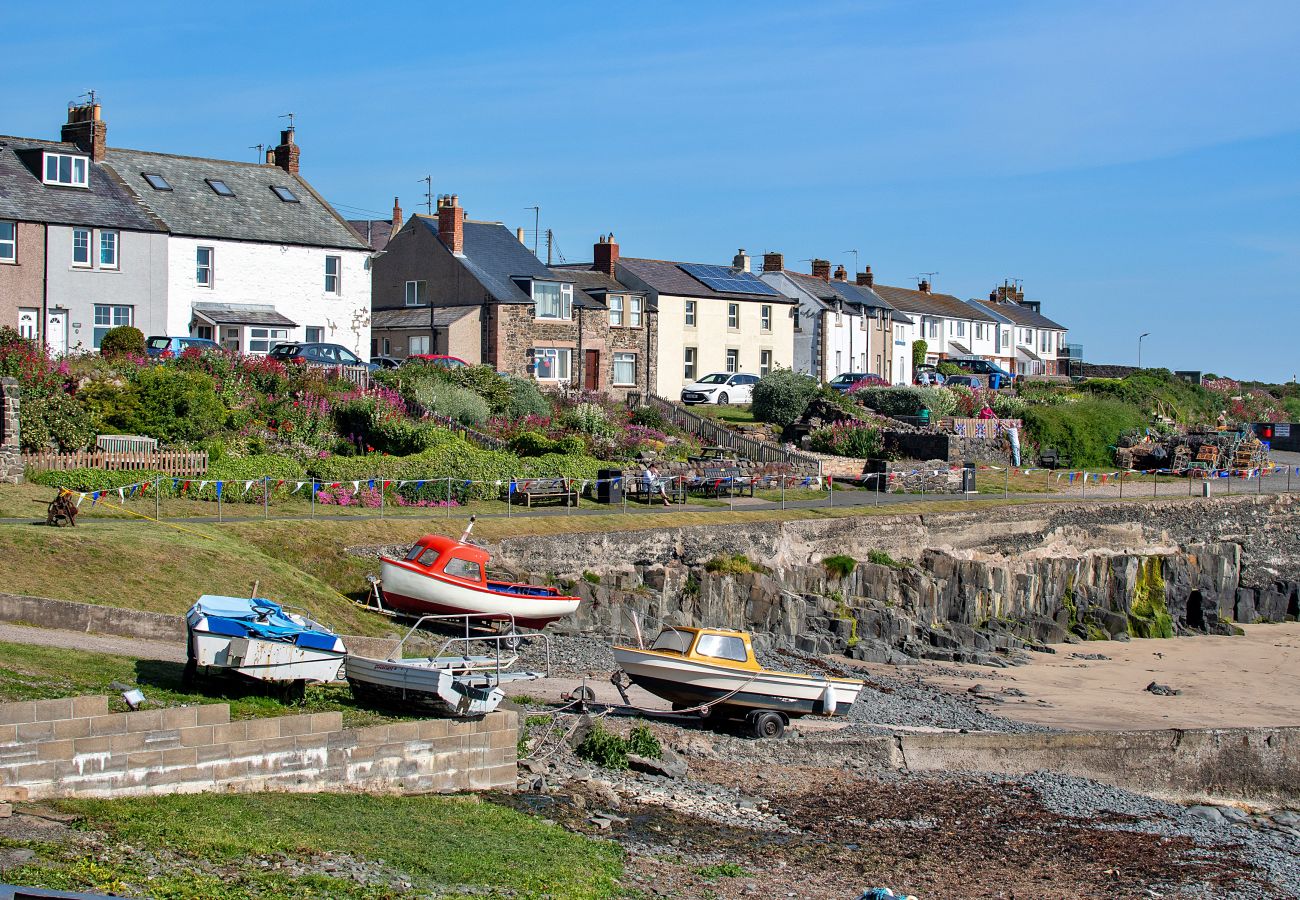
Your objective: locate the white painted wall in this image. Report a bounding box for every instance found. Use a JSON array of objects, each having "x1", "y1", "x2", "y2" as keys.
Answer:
[
  {"x1": 165, "y1": 237, "x2": 371, "y2": 355},
  {"x1": 891, "y1": 317, "x2": 915, "y2": 385},
  {"x1": 653, "y1": 293, "x2": 794, "y2": 396}
]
